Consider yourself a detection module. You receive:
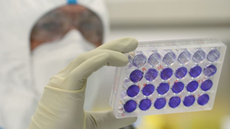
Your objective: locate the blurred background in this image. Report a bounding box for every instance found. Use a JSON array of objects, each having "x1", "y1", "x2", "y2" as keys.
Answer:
[{"x1": 105, "y1": 0, "x2": 230, "y2": 129}]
